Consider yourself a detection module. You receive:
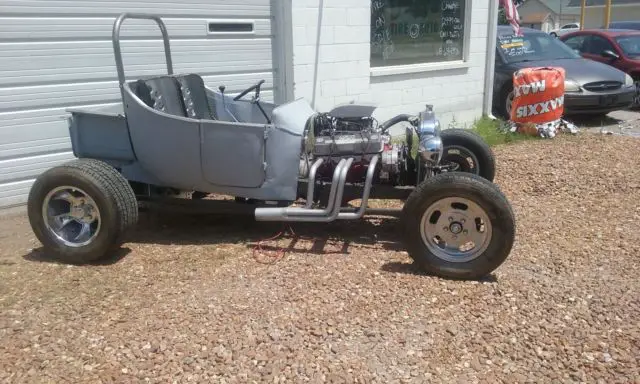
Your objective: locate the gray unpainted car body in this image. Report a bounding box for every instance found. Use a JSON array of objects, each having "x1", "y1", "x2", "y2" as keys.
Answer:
[{"x1": 68, "y1": 13, "x2": 321, "y2": 203}]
